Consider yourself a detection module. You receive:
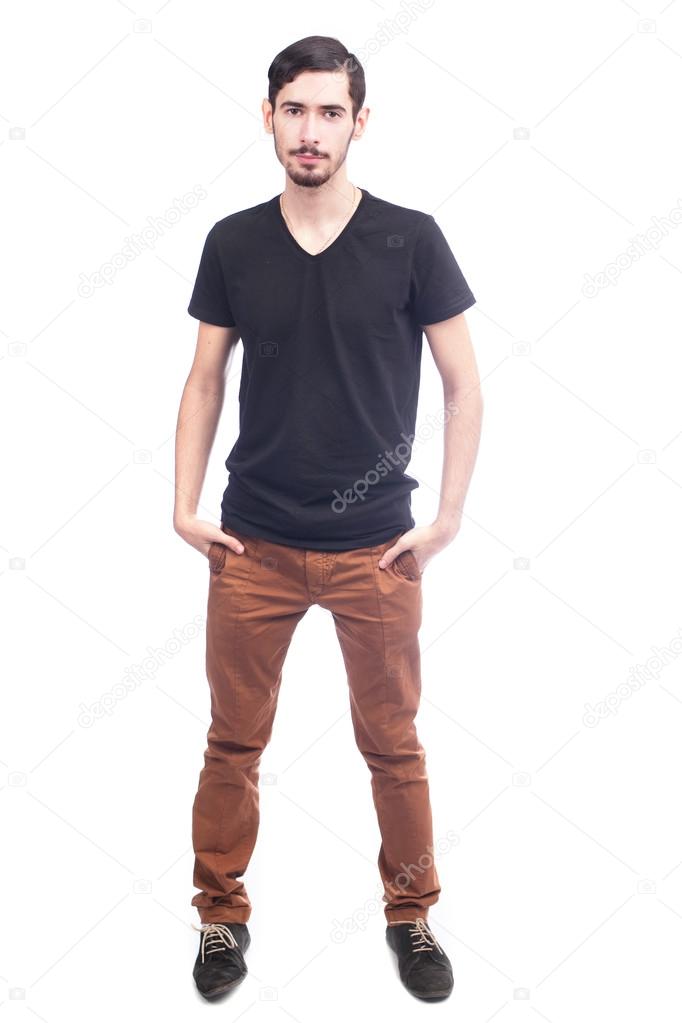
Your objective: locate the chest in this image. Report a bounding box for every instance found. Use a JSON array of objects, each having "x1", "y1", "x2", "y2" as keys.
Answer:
[{"x1": 227, "y1": 249, "x2": 413, "y2": 346}]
